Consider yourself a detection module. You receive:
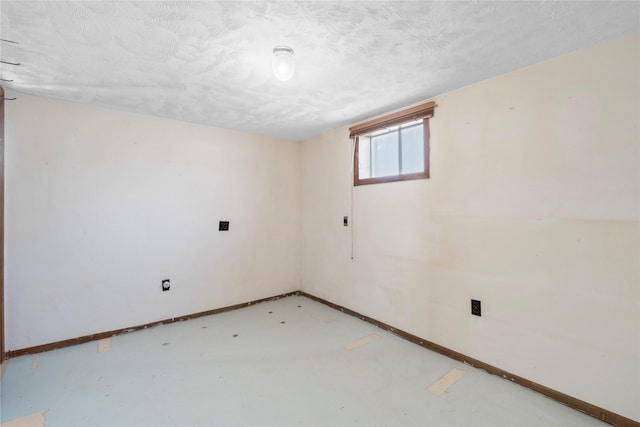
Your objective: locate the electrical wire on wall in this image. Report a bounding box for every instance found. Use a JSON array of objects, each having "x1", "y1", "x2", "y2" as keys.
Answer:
[{"x1": 349, "y1": 136, "x2": 356, "y2": 260}]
